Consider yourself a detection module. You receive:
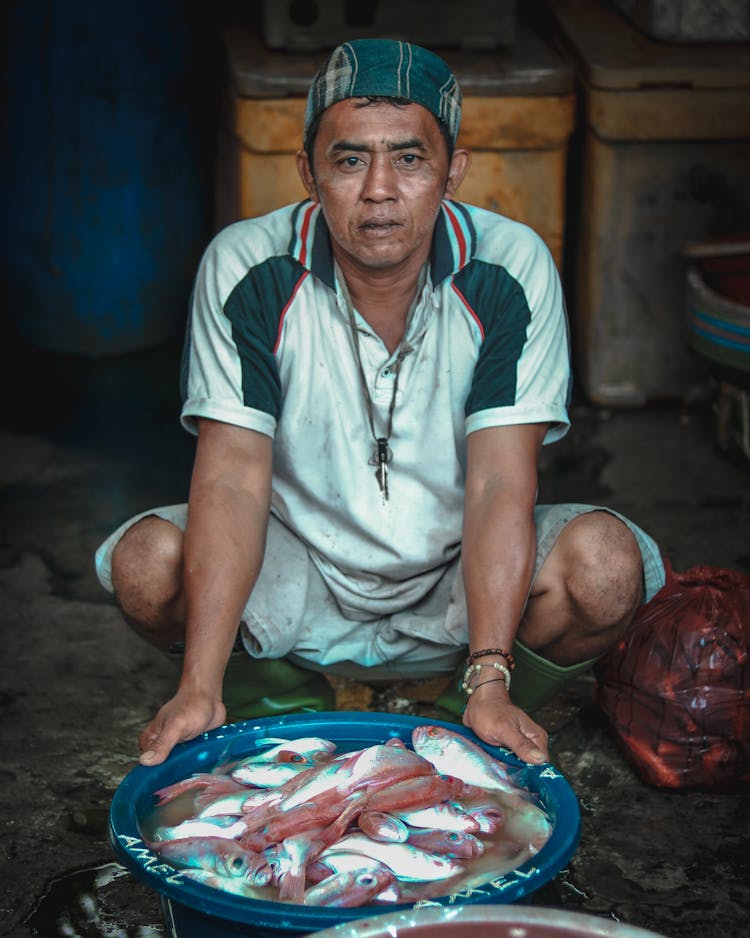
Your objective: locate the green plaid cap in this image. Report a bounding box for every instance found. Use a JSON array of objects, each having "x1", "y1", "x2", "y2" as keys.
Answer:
[{"x1": 304, "y1": 39, "x2": 462, "y2": 147}]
